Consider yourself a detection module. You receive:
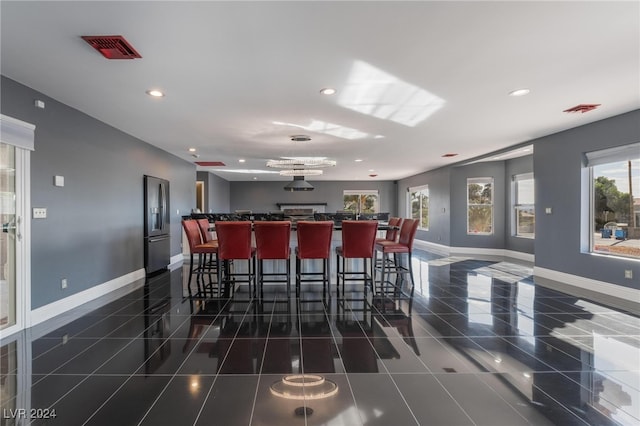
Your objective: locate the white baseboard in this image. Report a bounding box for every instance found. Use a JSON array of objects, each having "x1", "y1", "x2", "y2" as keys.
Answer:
[
  {"x1": 30, "y1": 268, "x2": 146, "y2": 327},
  {"x1": 413, "y1": 239, "x2": 535, "y2": 263},
  {"x1": 169, "y1": 254, "x2": 184, "y2": 269},
  {"x1": 413, "y1": 240, "x2": 450, "y2": 255},
  {"x1": 534, "y1": 266, "x2": 640, "y2": 303}
]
